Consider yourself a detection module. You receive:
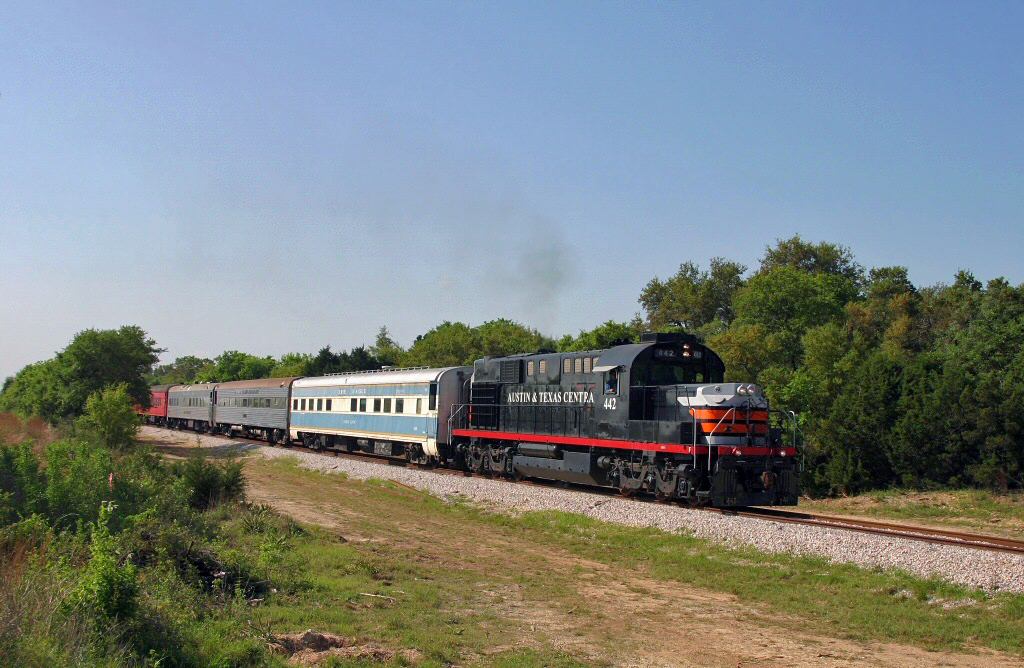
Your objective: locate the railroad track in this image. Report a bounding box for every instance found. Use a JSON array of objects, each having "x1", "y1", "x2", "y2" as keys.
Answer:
[
  {"x1": 150, "y1": 426, "x2": 1024, "y2": 556},
  {"x1": 719, "y1": 507, "x2": 1024, "y2": 556}
]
